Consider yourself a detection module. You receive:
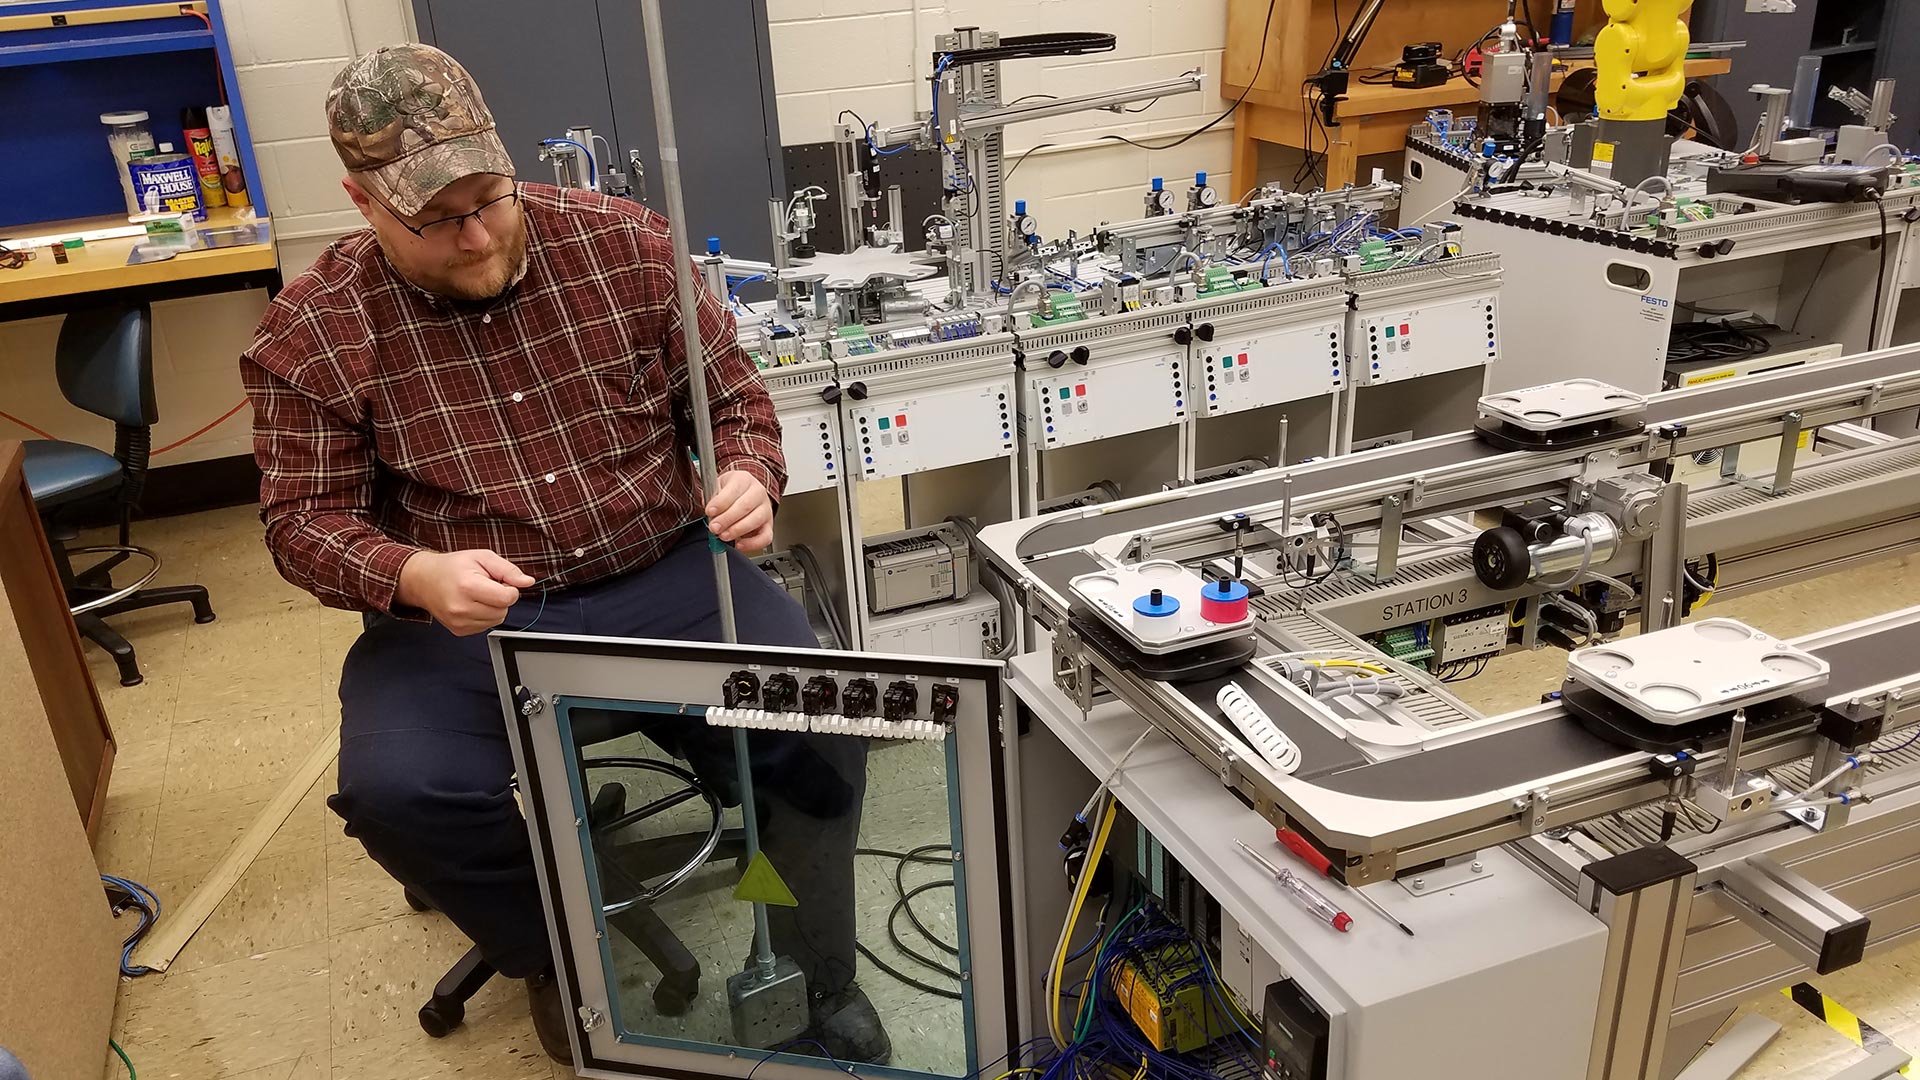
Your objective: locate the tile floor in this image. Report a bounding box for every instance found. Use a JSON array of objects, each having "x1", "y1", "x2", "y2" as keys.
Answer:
[{"x1": 84, "y1": 503, "x2": 1920, "y2": 1080}]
